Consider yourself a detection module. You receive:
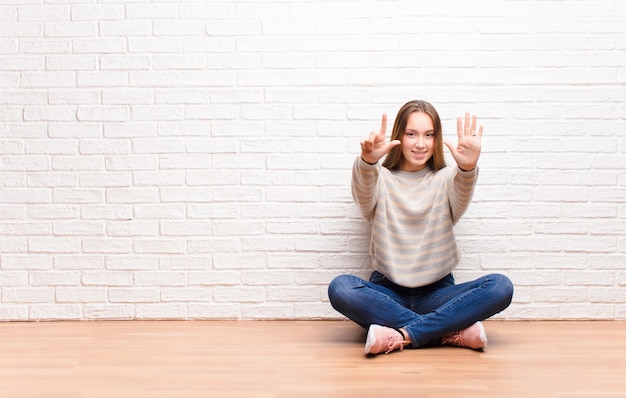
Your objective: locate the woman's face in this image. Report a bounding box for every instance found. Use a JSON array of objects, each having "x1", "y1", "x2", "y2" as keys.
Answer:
[{"x1": 399, "y1": 112, "x2": 435, "y2": 172}]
